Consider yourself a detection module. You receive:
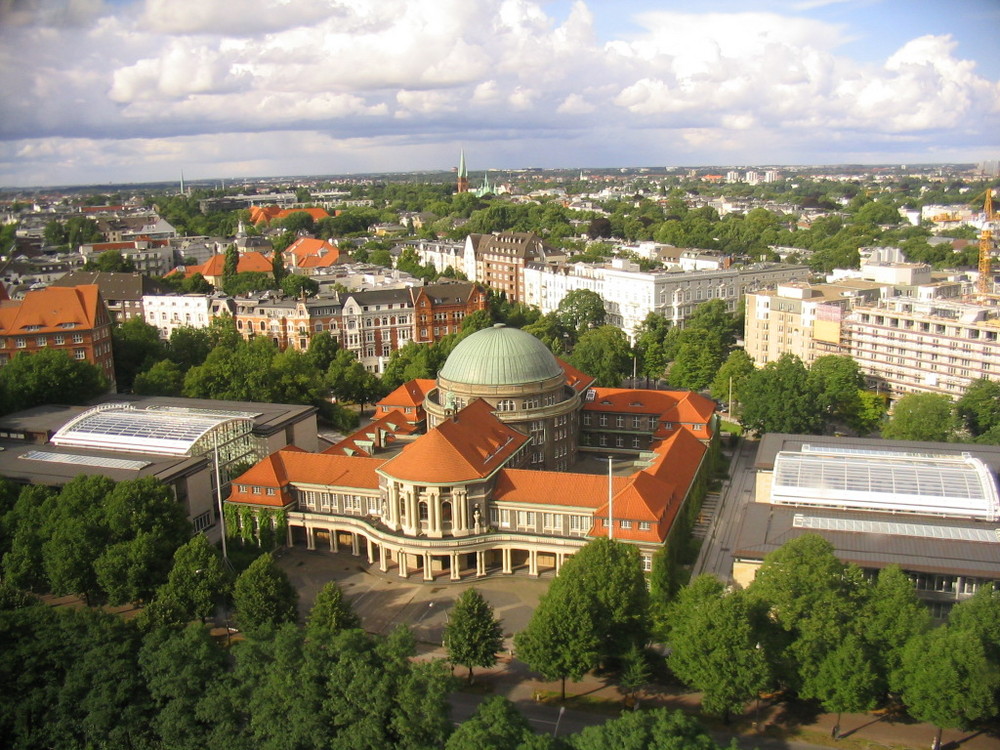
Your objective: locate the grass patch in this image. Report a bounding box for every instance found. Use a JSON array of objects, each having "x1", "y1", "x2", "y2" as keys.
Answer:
[
  {"x1": 533, "y1": 690, "x2": 624, "y2": 714},
  {"x1": 719, "y1": 419, "x2": 742, "y2": 435}
]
